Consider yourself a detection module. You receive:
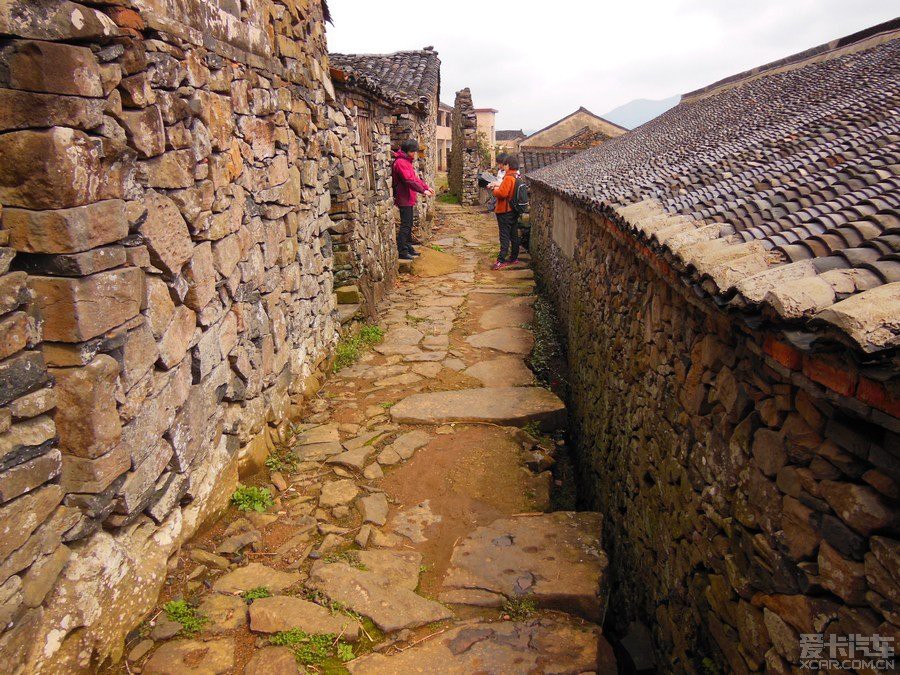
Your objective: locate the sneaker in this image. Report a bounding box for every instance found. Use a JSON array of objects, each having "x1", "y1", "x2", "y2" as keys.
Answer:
[
  {"x1": 491, "y1": 260, "x2": 505, "y2": 270},
  {"x1": 399, "y1": 252, "x2": 414, "y2": 260},
  {"x1": 508, "y1": 259, "x2": 521, "y2": 266},
  {"x1": 406, "y1": 248, "x2": 420, "y2": 257}
]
